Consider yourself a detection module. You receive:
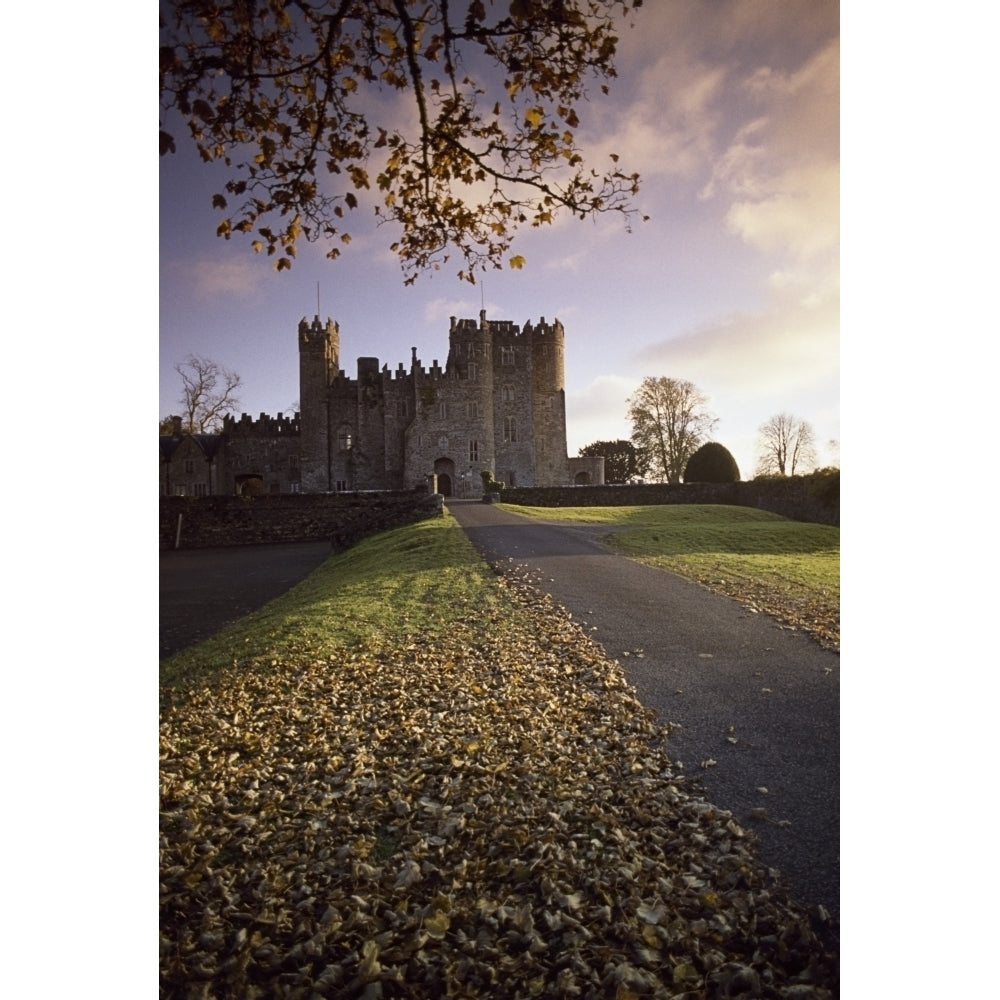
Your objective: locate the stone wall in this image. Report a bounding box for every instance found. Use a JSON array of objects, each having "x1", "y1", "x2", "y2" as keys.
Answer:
[
  {"x1": 160, "y1": 490, "x2": 443, "y2": 550},
  {"x1": 497, "y1": 472, "x2": 839, "y2": 526}
]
